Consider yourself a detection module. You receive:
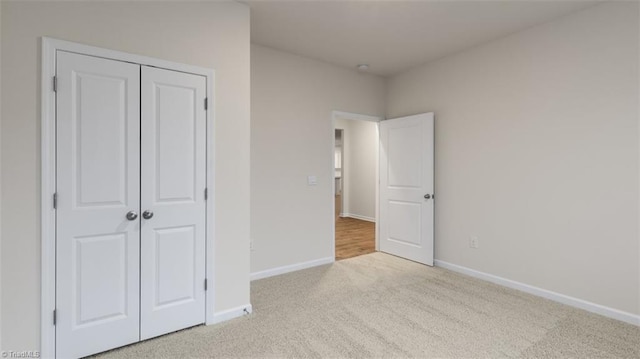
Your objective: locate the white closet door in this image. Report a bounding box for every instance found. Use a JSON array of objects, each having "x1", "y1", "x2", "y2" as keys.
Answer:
[
  {"x1": 56, "y1": 51, "x2": 141, "y2": 358},
  {"x1": 140, "y1": 66, "x2": 207, "y2": 339}
]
